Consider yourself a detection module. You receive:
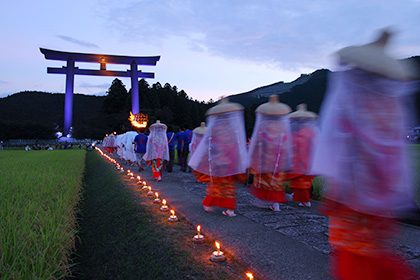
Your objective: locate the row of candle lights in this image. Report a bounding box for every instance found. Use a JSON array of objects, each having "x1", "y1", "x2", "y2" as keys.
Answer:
[
  {"x1": 131, "y1": 171, "x2": 228, "y2": 262},
  {"x1": 96, "y1": 147, "x2": 254, "y2": 279}
]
